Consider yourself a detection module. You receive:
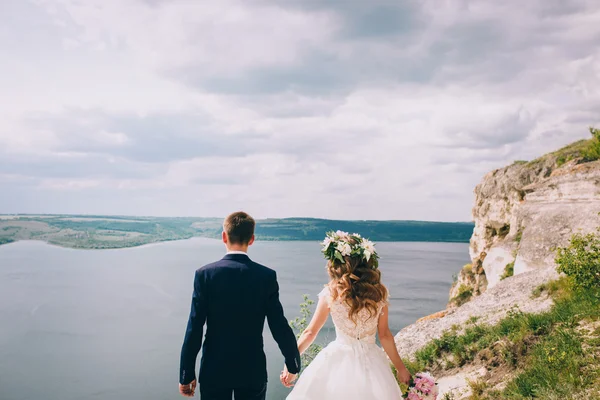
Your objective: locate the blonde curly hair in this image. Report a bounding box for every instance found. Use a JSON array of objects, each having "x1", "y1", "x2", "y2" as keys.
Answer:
[{"x1": 324, "y1": 235, "x2": 388, "y2": 322}]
